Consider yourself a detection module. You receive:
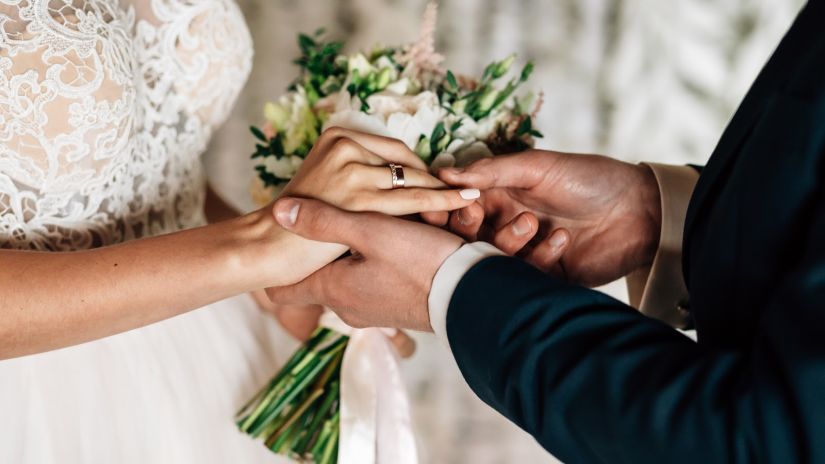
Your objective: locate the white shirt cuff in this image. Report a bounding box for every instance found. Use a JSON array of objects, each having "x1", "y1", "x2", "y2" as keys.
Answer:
[{"x1": 428, "y1": 242, "x2": 504, "y2": 345}]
